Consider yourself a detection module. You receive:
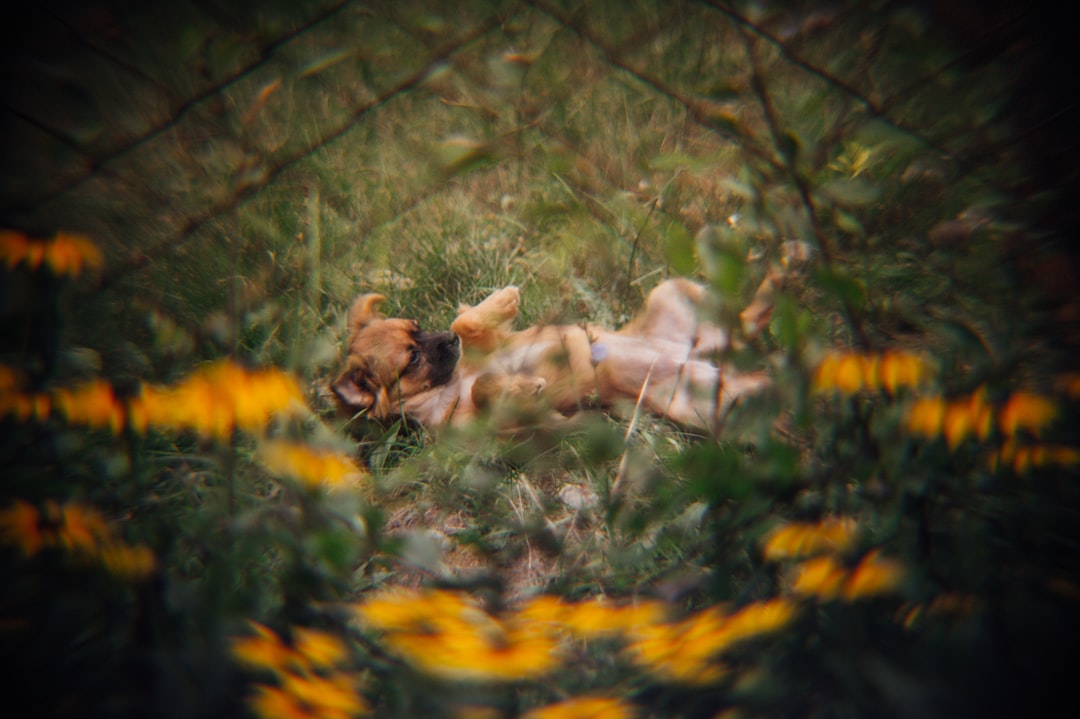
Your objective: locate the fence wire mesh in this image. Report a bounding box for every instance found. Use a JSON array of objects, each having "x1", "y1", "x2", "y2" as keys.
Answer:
[{"x1": 6, "y1": 1, "x2": 1070, "y2": 352}]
